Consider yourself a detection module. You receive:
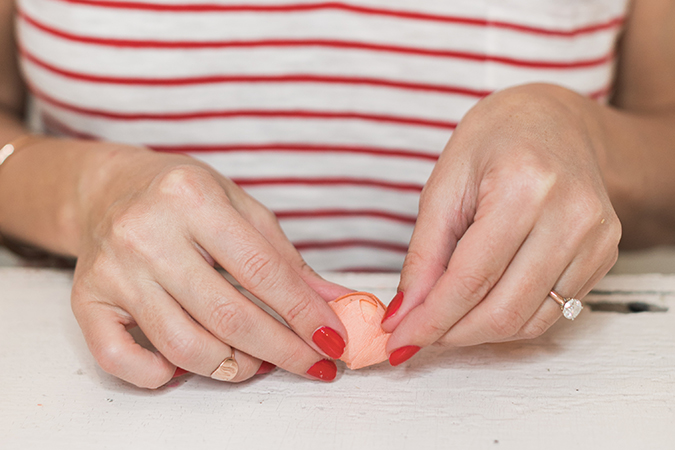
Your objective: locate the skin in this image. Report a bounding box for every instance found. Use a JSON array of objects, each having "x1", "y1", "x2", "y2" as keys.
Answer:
[
  {"x1": 0, "y1": 1, "x2": 352, "y2": 388},
  {"x1": 1, "y1": 0, "x2": 674, "y2": 386},
  {"x1": 381, "y1": 0, "x2": 675, "y2": 352}
]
